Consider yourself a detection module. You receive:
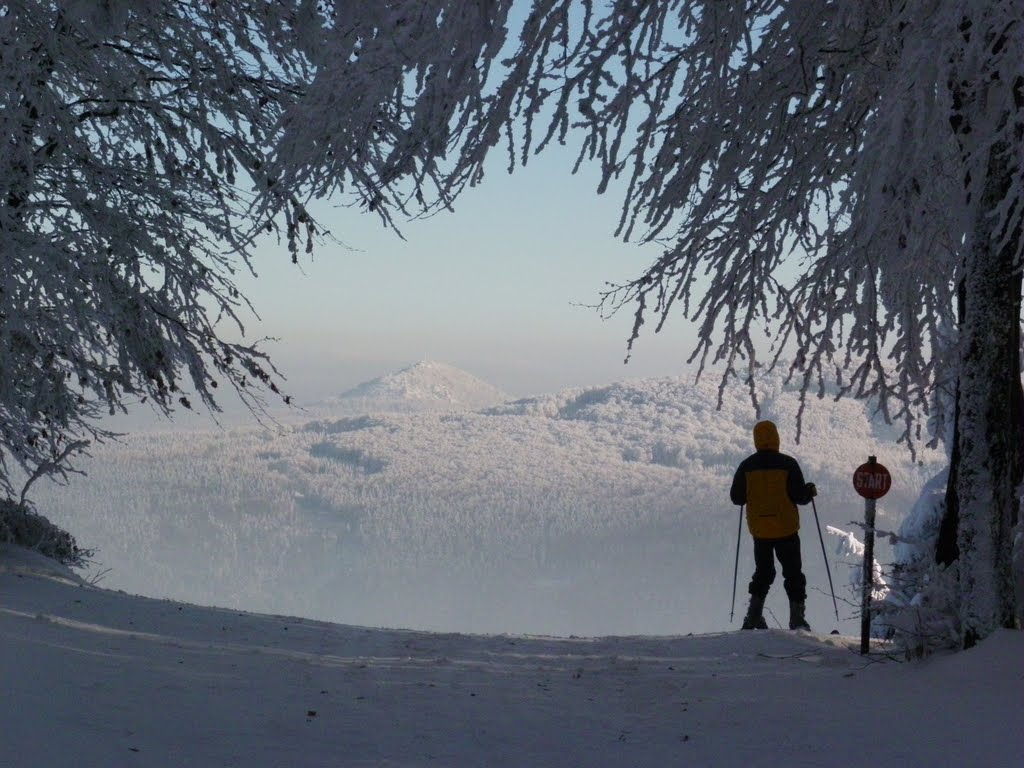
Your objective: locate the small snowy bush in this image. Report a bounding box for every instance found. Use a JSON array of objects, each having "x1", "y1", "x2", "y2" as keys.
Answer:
[
  {"x1": 828, "y1": 471, "x2": 976, "y2": 656},
  {"x1": 0, "y1": 499, "x2": 87, "y2": 567},
  {"x1": 874, "y1": 472, "x2": 963, "y2": 655}
]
